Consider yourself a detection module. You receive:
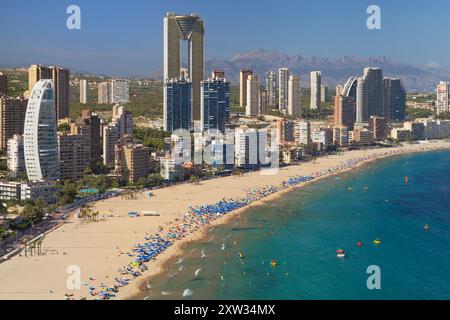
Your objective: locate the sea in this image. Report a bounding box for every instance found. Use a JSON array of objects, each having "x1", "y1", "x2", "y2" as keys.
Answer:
[{"x1": 135, "y1": 149, "x2": 450, "y2": 300}]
